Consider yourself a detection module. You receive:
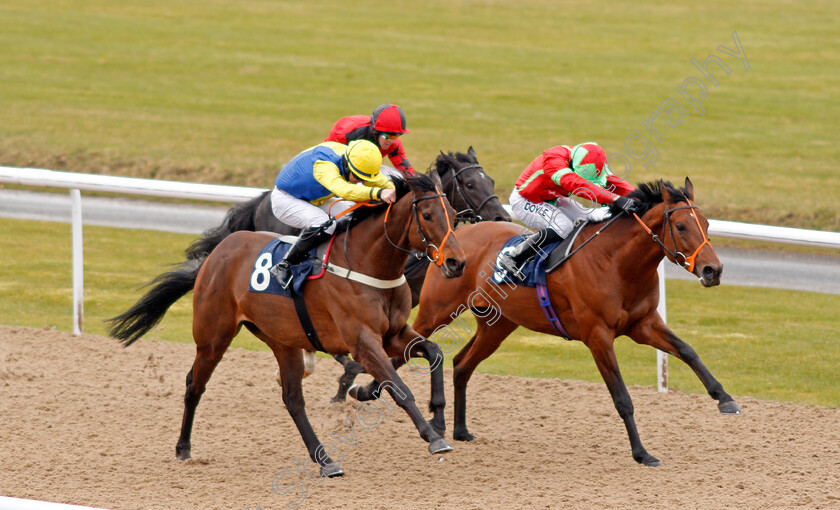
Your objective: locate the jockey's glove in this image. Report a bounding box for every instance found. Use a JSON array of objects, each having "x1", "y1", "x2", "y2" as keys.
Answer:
[{"x1": 614, "y1": 196, "x2": 642, "y2": 214}]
